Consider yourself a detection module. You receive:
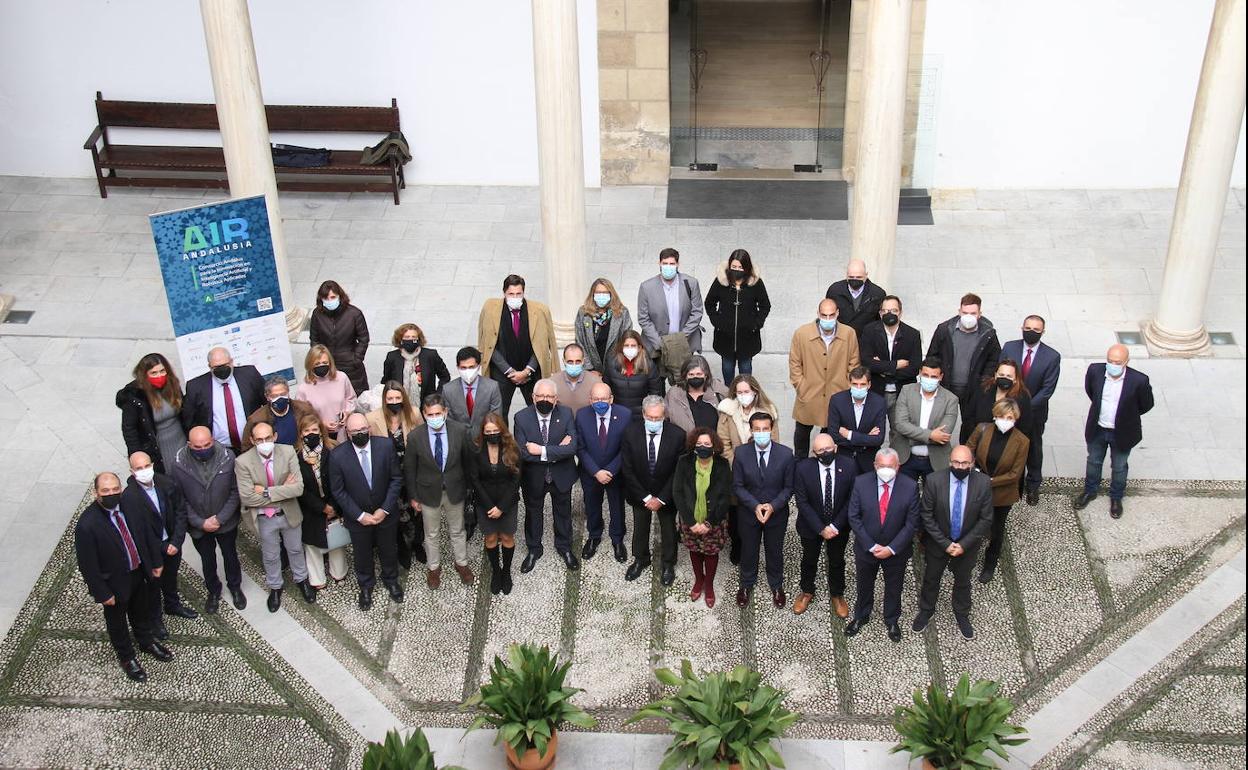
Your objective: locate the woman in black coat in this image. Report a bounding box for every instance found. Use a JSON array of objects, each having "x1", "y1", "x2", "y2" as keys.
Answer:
[
  {"x1": 603, "y1": 330, "x2": 663, "y2": 423},
  {"x1": 309, "y1": 280, "x2": 371, "y2": 395},
  {"x1": 703, "y1": 249, "x2": 771, "y2": 386},
  {"x1": 379, "y1": 322, "x2": 451, "y2": 406},
  {"x1": 468, "y1": 413, "x2": 522, "y2": 596},
  {"x1": 117, "y1": 352, "x2": 187, "y2": 475},
  {"x1": 294, "y1": 413, "x2": 348, "y2": 588},
  {"x1": 961, "y1": 358, "x2": 1034, "y2": 443},
  {"x1": 672, "y1": 427, "x2": 733, "y2": 609}
]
